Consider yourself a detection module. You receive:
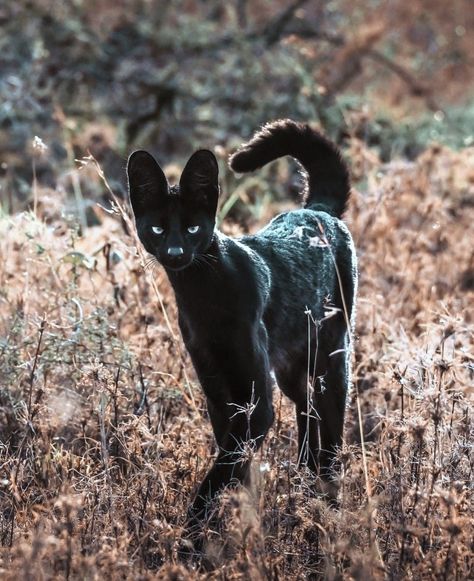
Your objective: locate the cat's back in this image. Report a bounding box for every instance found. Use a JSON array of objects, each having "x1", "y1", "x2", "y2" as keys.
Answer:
[
  {"x1": 243, "y1": 207, "x2": 353, "y2": 273},
  {"x1": 240, "y1": 207, "x2": 356, "y2": 326}
]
